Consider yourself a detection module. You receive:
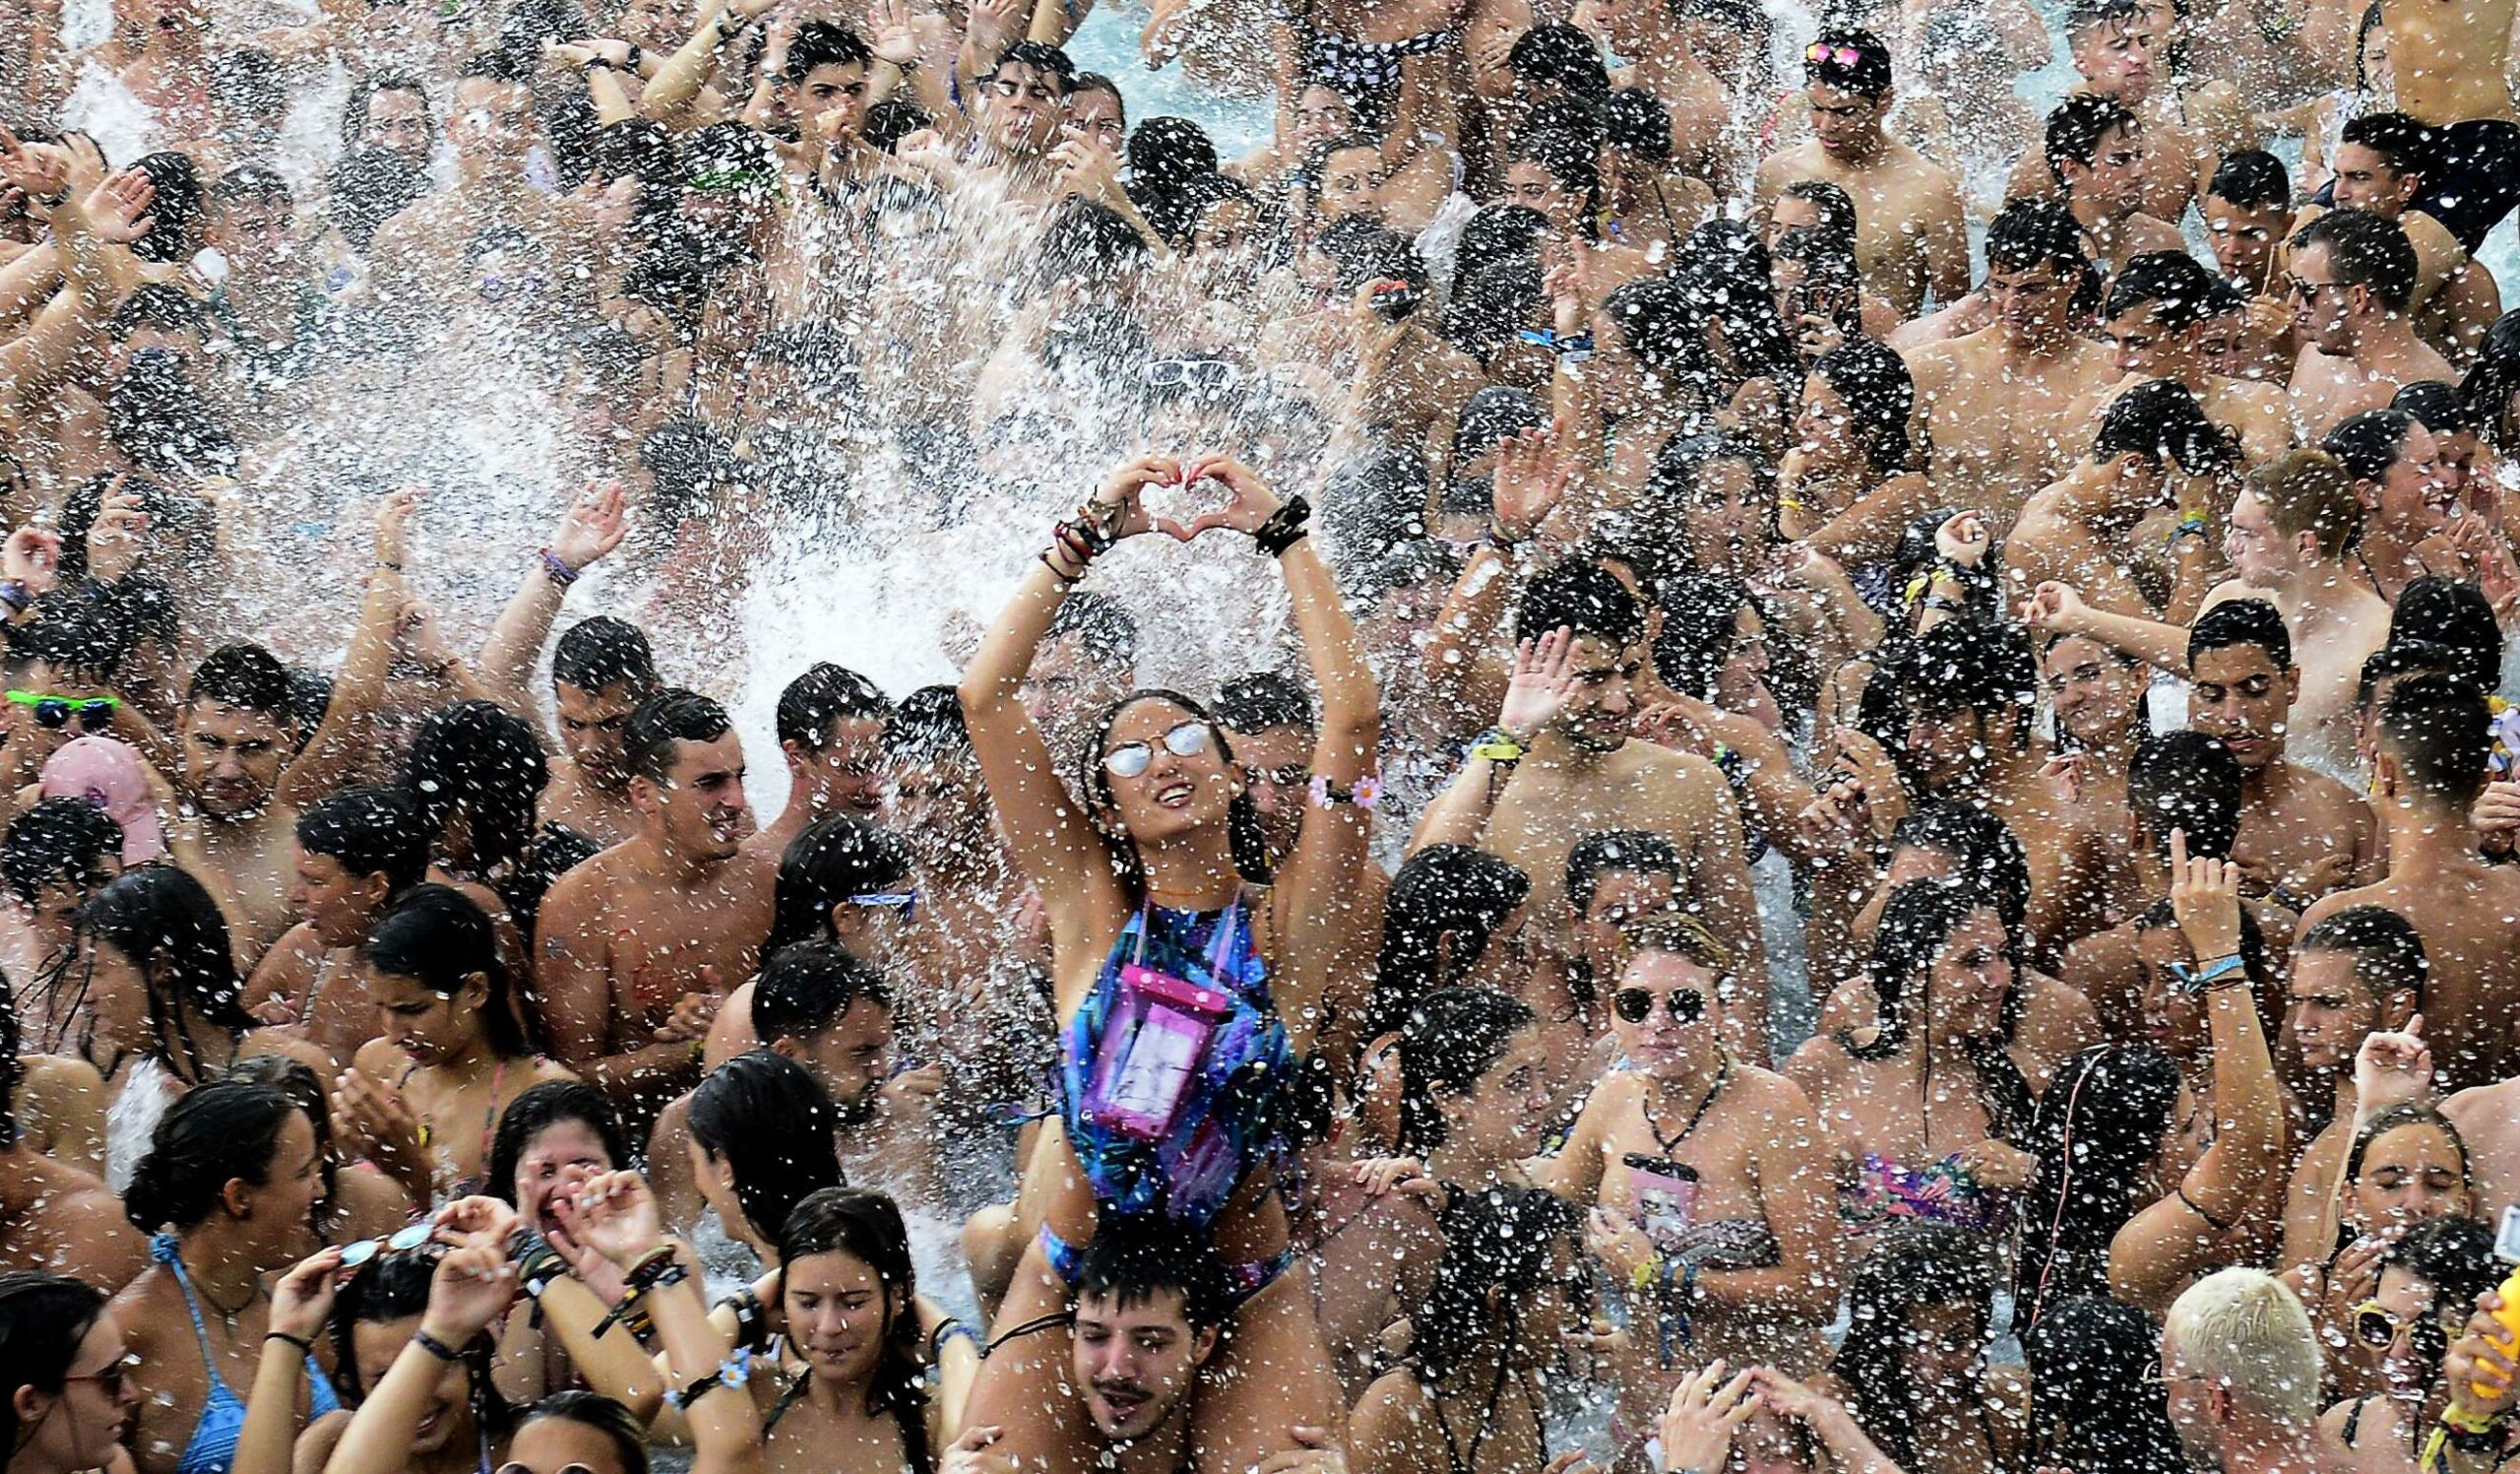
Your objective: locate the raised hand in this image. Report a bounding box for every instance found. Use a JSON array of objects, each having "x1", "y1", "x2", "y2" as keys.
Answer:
[
  {"x1": 85, "y1": 480, "x2": 152, "y2": 584},
  {"x1": 3, "y1": 526, "x2": 62, "y2": 598},
  {"x1": 2018, "y1": 580, "x2": 2087, "y2": 632},
  {"x1": 1635, "y1": 695, "x2": 1718, "y2": 756},
  {"x1": 79, "y1": 168, "x2": 158, "y2": 245},
  {"x1": 869, "y1": 0, "x2": 921, "y2": 65},
  {"x1": 1491, "y1": 424, "x2": 1570, "y2": 544},
  {"x1": 1498, "y1": 626, "x2": 1579, "y2": 744},
  {"x1": 0, "y1": 126, "x2": 72, "y2": 204},
  {"x1": 2166, "y1": 828, "x2": 2241, "y2": 964},
  {"x1": 2353, "y1": 1013, "x2": 2433, "y2": 1118},
  {"x1": 557, "y1": 1169, "x2": 668, "y2": 1268},
  {"x1": 650, "y1": 989, "x2": 720, "y2": 1044},
  {"x1": 549, "y1": 479, "x2": 626, "y2": 570},
  {"x1": 1082, "y1": 455, "x2": 1186, "y2": 543},
  {"x1": 1661, "y1": 1361, "x2": 1760, "y2": 1474},
  {"x1": 1178, "y1": 455, "x2": 1283, "y2": 539},
  {"x1": 1934, "y1": 510, "x2": 1990, "y2": 568},
  {"x1": 420, "y1": 1228, "x2": 520, "y2": 1343},
  {"x1": 269, "y1": 1247, "x2": 346, "y2": 1342},
  {"x1": 2446, "y1": 1290, "x2": 2520, "y2": 1425},
  {"x1": 2476, "y1": 780, "x2": 2520, "y2": 837},
  {"x1": 1350, "y1": 1156, "x2": 1439, "y2": 1203}
]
